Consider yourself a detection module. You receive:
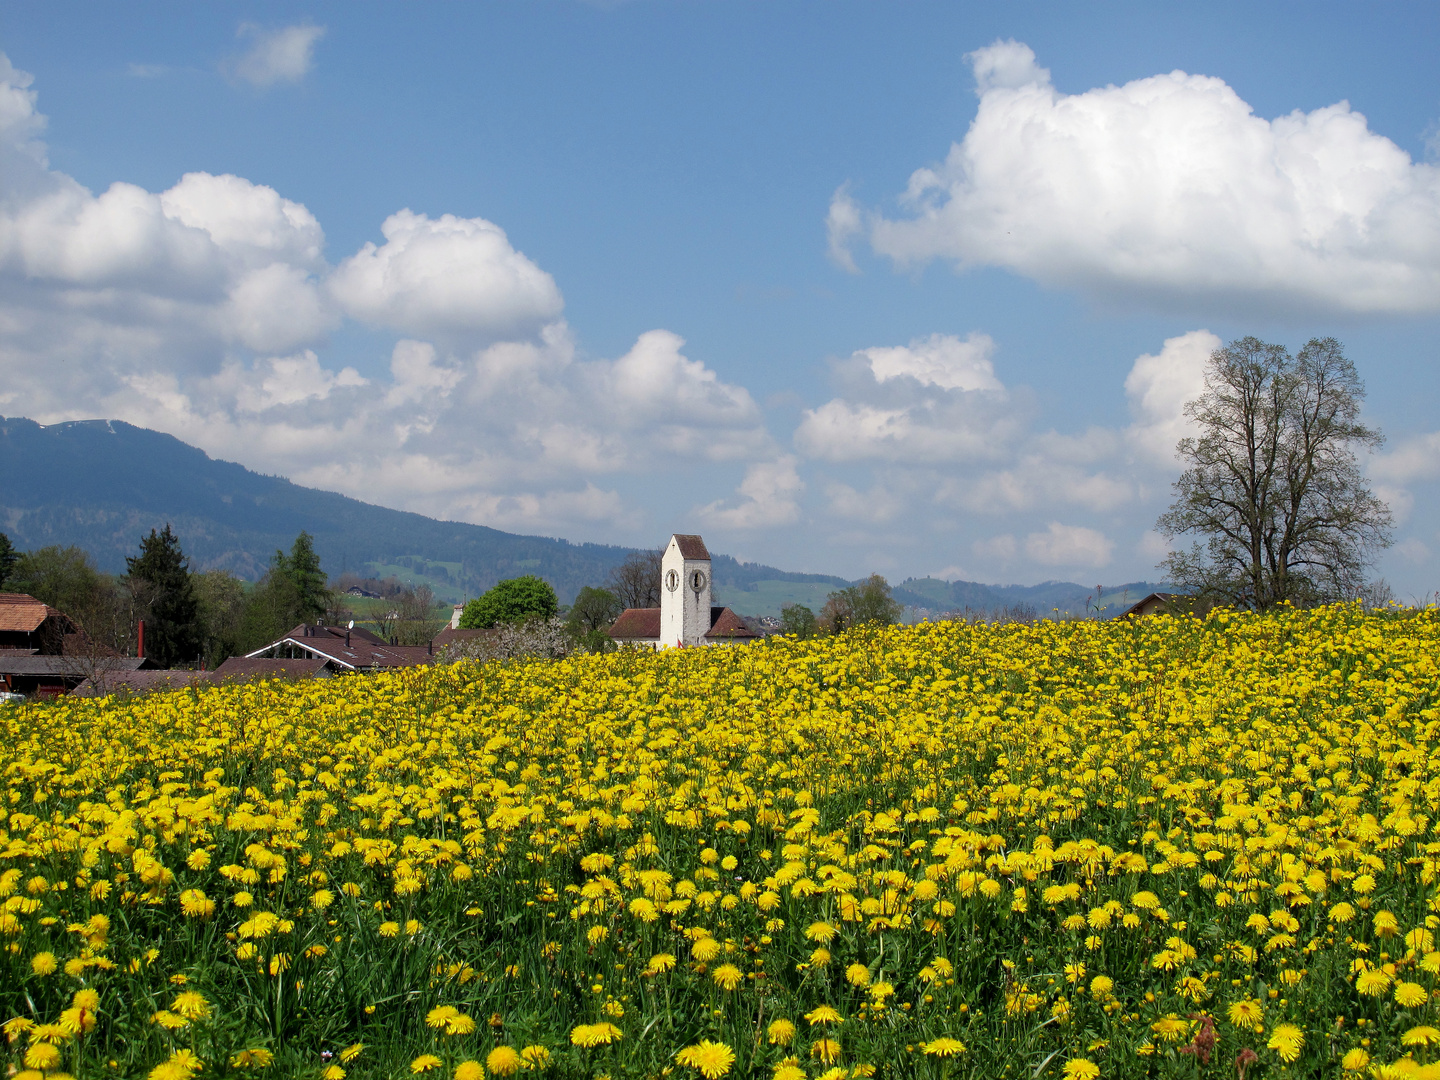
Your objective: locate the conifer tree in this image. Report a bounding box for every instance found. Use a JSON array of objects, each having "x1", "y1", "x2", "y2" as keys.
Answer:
[{"x1": 126, "y1": 524, "x2": 201, "y2": 667}]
